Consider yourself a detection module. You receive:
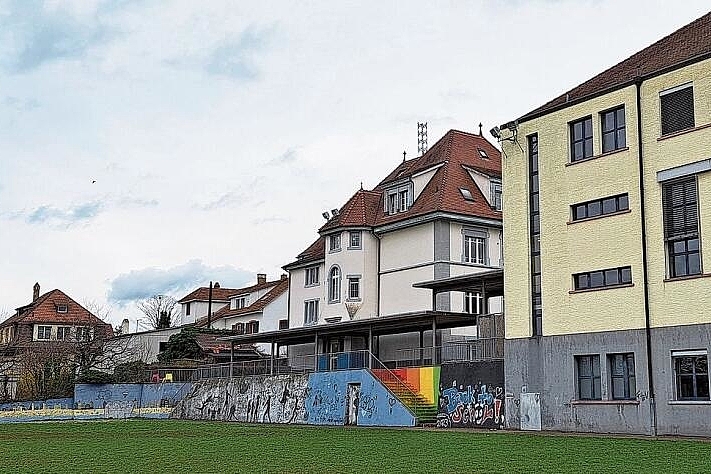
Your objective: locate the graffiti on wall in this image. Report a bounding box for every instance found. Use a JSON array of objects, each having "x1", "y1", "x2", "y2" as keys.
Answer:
[
  {"x1": 0, "y1": 397, "x2": 74, "y2": 422},
  {"x1": 172, "y1": 375, "x2": 308, "y2": 424},
  {"x1": 436, "y1": 361, "x2": 505, "y2": 429}
]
